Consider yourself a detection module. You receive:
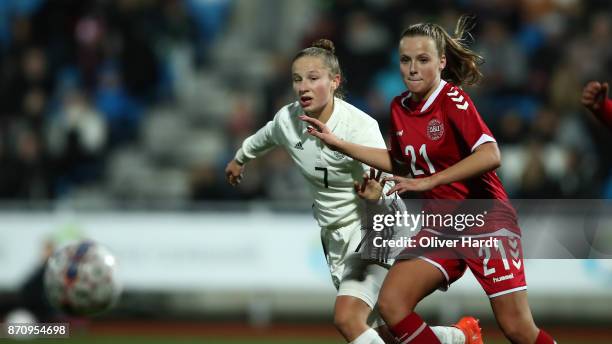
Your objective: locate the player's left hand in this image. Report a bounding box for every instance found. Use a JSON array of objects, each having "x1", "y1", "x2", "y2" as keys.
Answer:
[
  {"x1": 355, "y1": 167, "x2": 386, "y2": 200},
  {"x1": 299, "y1": 115, "x2": 343, "y2": 151},
  {"x1": 383, "y1": 175, "x2": 437, "y2": 195}
]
